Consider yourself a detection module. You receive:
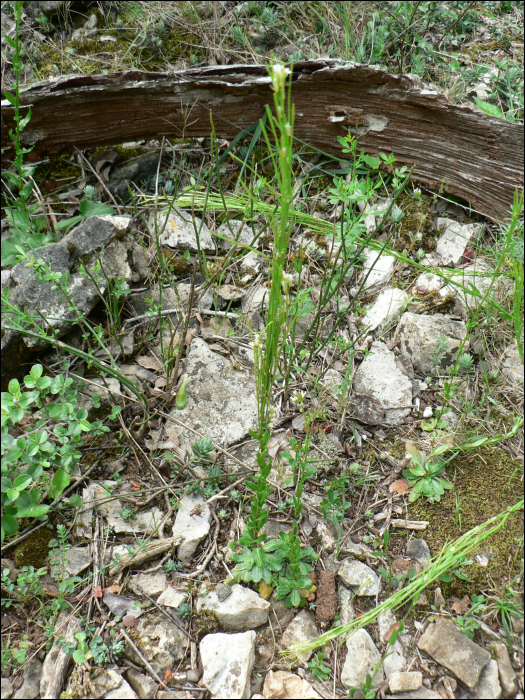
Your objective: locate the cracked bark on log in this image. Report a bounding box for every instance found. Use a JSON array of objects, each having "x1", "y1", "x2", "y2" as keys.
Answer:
[{"x1": 1, "y1": 60, "x2": 522, "y2": 223}]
